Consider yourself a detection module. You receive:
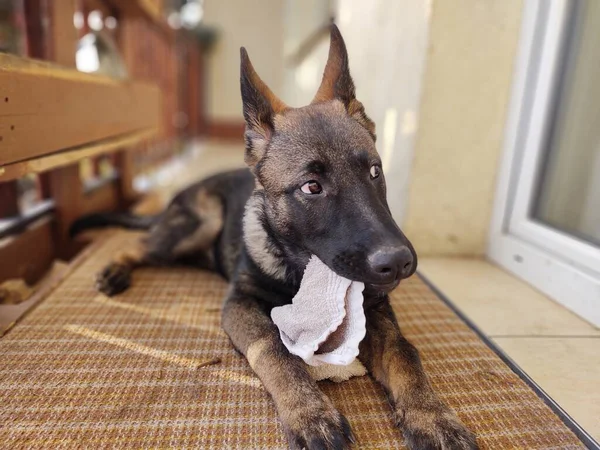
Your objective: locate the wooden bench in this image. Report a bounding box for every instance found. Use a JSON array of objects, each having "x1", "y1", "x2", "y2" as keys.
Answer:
[{"x1": 0, "y1": 0, "x2": 203, "y2": 295}]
